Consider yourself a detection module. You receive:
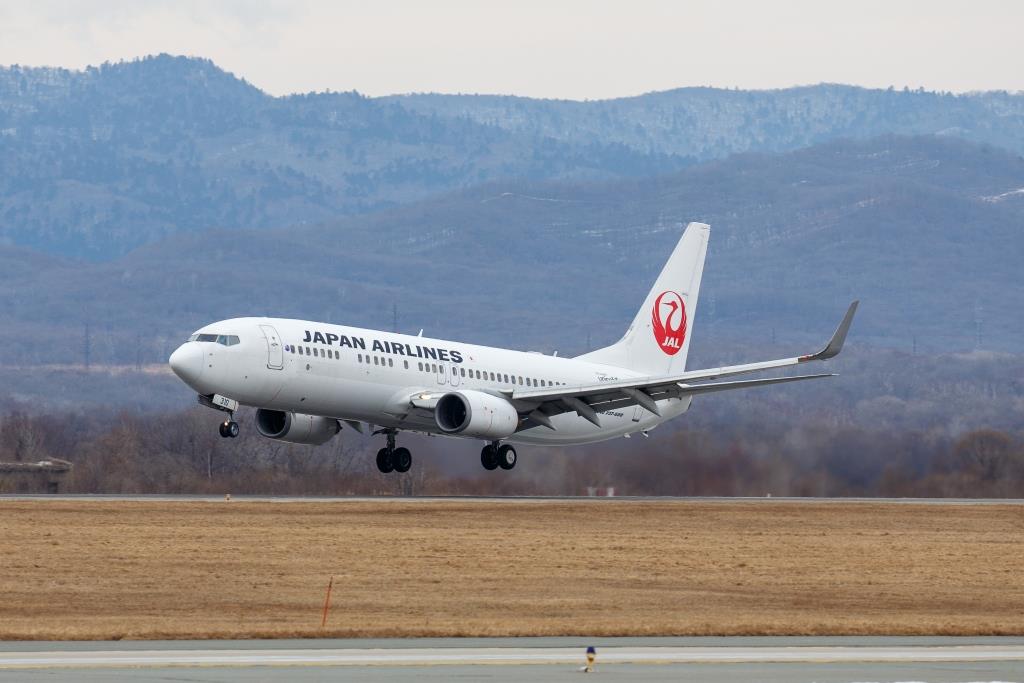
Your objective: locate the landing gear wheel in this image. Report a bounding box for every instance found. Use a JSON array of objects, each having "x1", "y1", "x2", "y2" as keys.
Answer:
[
  {"x1": 376, "y1": 447, "x2": 394, "y2": 474},
  {"x1": 497, "y1": 444, "x2": 517, "y2": 470},
  {"x1": 393, "y1": 447, "x2": 412, "y2": 473},
  {"x1": 480, "y1": 445, "x2": 499, "y2": 471},
  {"x1": 219, "y1": 421, "x2": 239, "y2": 438}
]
